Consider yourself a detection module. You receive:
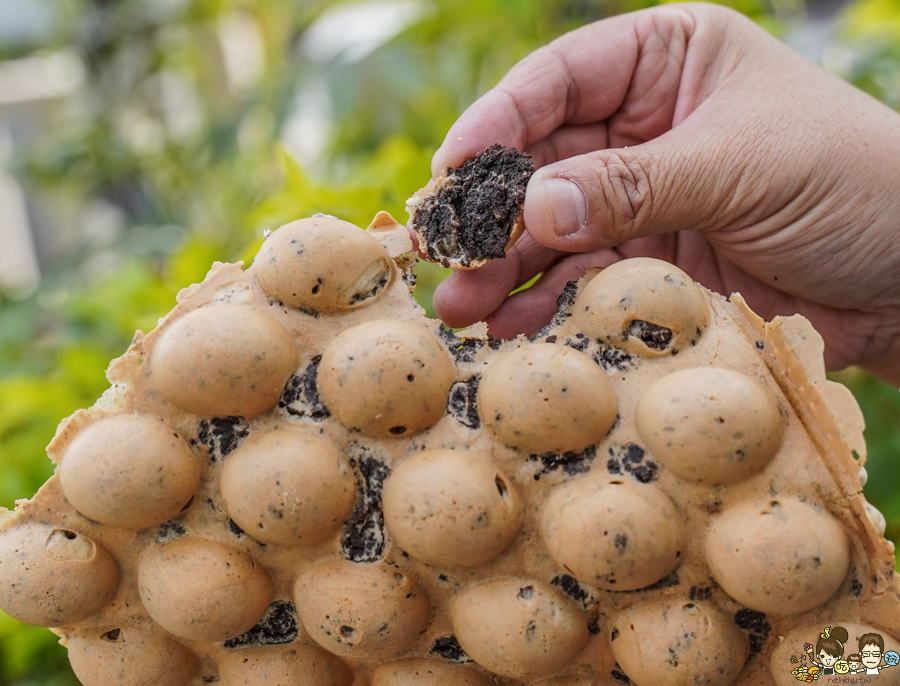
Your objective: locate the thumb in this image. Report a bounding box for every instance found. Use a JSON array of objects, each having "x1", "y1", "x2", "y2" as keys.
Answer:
[{"x1": 522, "y1": 125, "x2": 766, "y2": 252}]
